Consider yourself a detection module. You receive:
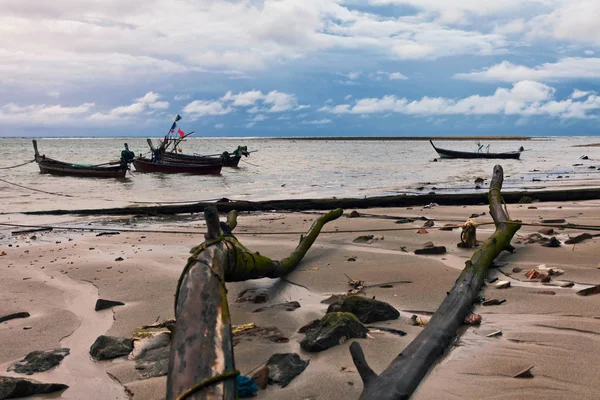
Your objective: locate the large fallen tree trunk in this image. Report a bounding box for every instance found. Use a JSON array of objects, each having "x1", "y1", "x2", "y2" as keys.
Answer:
[
  {"x1": 21, "y1": 187, "x2": 600, "y2": 216},
  {"x1": 166, "y1": 207, "x2": 342, "y2": 400},
  {"x1": 350, "y1": 165, "x2": 521, "y2": 400}
]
